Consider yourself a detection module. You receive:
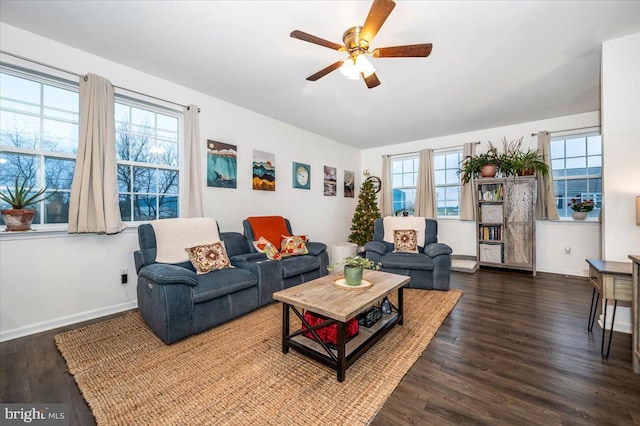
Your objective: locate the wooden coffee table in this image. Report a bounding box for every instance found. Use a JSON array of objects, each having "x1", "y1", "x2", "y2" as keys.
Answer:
[{"x1": 273, "y1": 270, "x2": 410, "y2": 382}]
